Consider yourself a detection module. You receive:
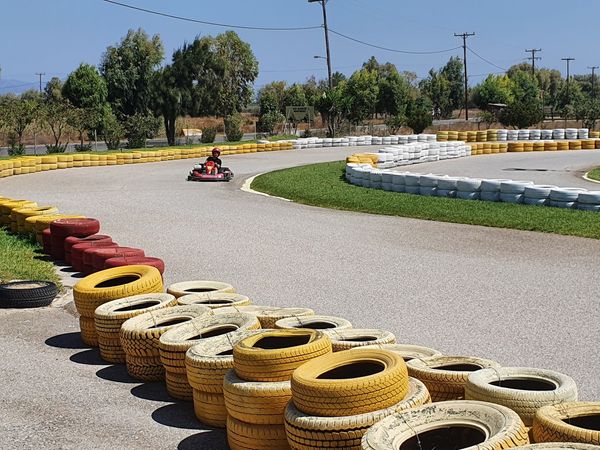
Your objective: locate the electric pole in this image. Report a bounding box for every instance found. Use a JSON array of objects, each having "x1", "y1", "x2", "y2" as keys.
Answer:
[
  {"x1": 35, "y1": 72, "x2": 45, "y2": 93},
  {"x1": 454, "y1": 32, "x2": 475, "y2": 121},
  {"x1": 525, "y1": 48, "x2": 542, "y2": 76},
  {"x1": 562, "y1": 58, "x2": 575, "y2": 104},
  {"x1": 309, "y1": 0, "x2": 333, "y2": 89},
  {"x1": 588, "y1": 66, "x2": 599, "y2": 99}
]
